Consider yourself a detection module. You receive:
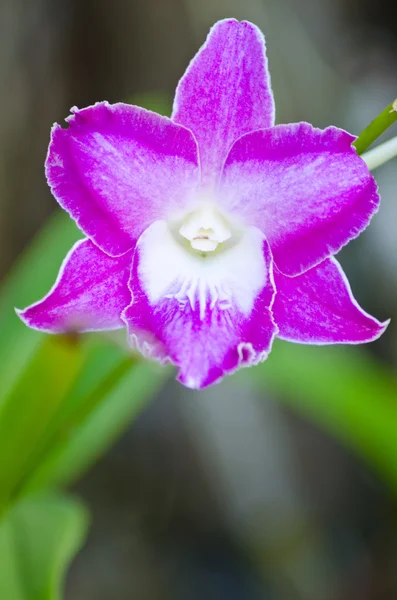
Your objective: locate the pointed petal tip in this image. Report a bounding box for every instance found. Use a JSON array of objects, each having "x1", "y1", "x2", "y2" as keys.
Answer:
[
  {"x1": 15, "y1": 304, "x2": 56, "y2": 334},
  {"x1": 175, "y1": 338, "x2": 274, "y2": 390},
  {"x1": 15, "y1": 305, "x2": 33, "y2": 327},
  {"x1": 208, "y1": 18, "x2": 259, "y2": 31},
  {"x1": 176, "y1": 363, "x2": 233, "y2": 391},
  {"x1": 17, "y1": 239, "x2": 132, "y2": 335},
  {"x1": 330, "y1": 315, "x2": 389, "y2": 346},
  {"x1": 177, "y1": 373, "x2": 207, "y2": 391},
  {"x1": 206, "y1": 18, "x2": 242, "y2": 31},
  {"x1": 273, "y1": 258, "x2": 389, "y2": 346},
  {"x1": 366, "y1": 317, "x2": 390, "y2": 343},
  {"x1": 15, "y1": 306, "x2": 27, "y2": 324}
]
